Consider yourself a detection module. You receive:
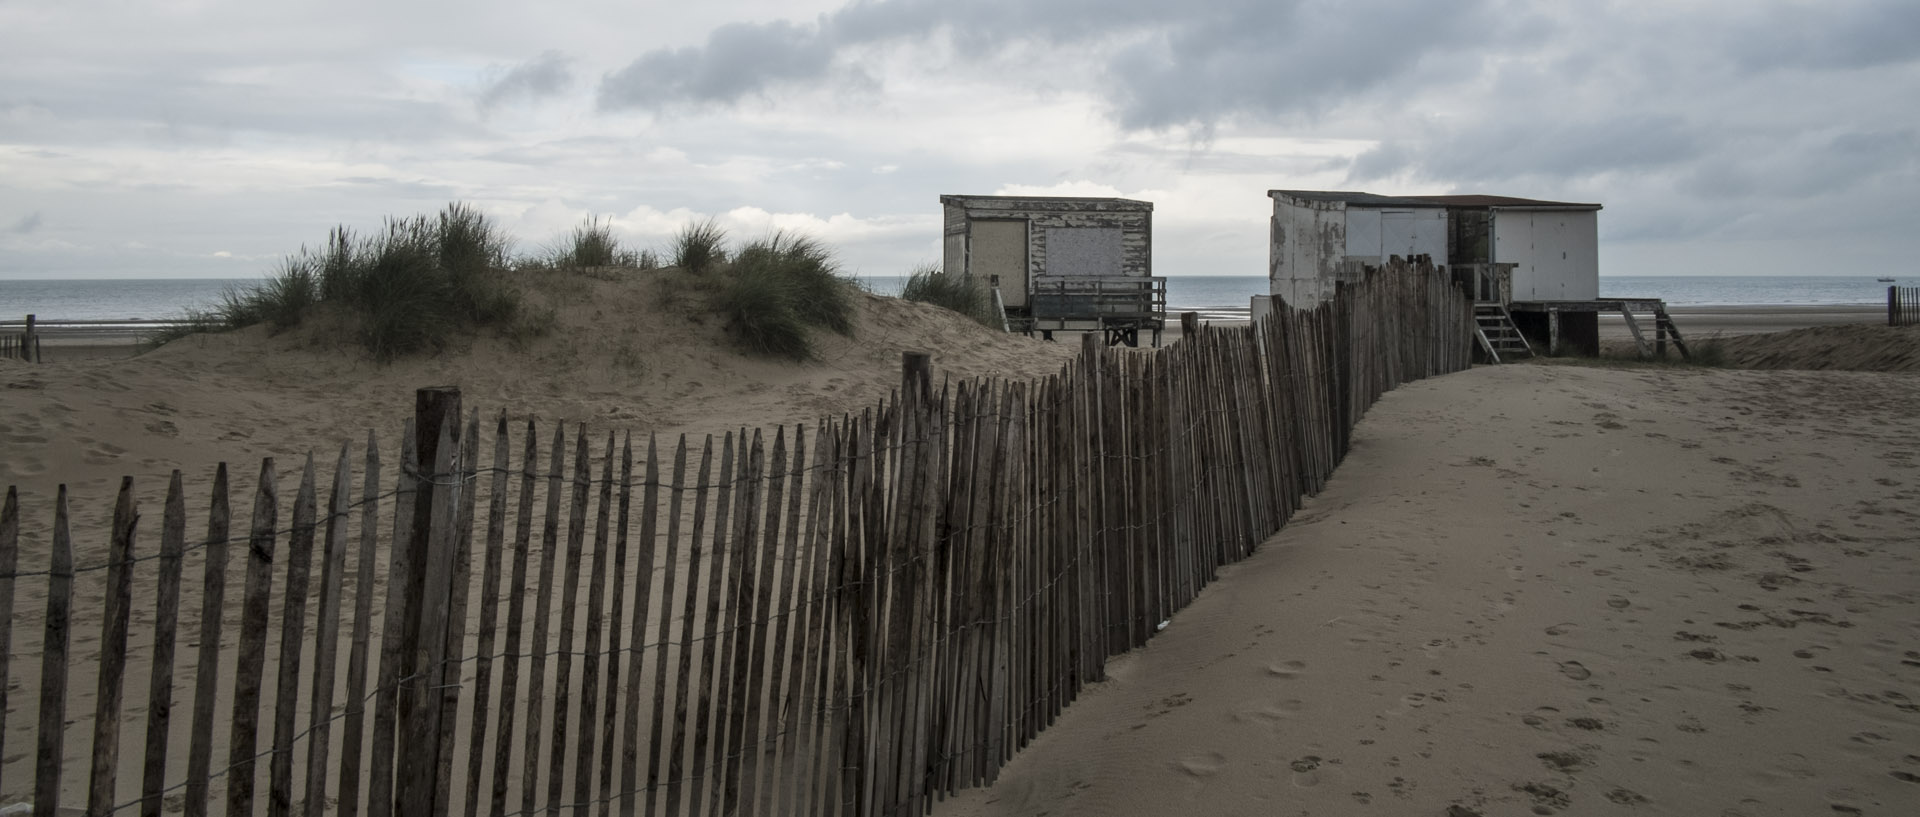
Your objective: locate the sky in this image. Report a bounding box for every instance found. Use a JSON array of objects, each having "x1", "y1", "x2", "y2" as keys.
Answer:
[{"x1": 2, "y1": 0, "x2": 1916, "y2": 281}]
